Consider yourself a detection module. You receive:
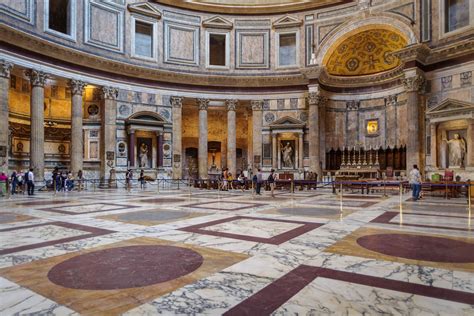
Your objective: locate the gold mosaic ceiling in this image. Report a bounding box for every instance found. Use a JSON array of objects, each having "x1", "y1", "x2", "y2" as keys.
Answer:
[
  {"x1": 324, "y1": 28, "x2": 408, "y2": 76},
  {"x1": 154, "y1": 0, "x2": 351, "y2": 14}
]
